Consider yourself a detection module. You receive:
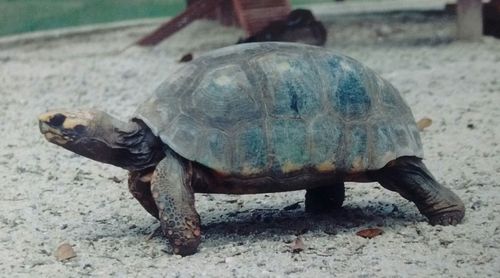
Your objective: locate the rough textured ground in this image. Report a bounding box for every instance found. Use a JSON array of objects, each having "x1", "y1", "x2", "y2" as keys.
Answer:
[{"x1": 0, "y1": 9, "x2": 499, "y2": 278}]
